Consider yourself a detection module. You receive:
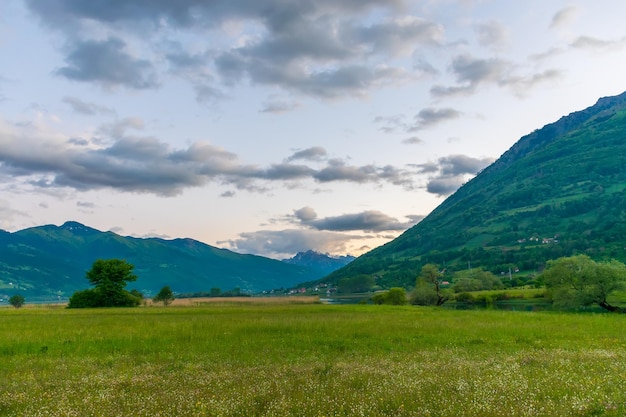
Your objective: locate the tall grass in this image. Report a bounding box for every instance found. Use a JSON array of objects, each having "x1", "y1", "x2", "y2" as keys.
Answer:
[{"x1": 1, "y1": 304, "x2": 626, "y2": 416}]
